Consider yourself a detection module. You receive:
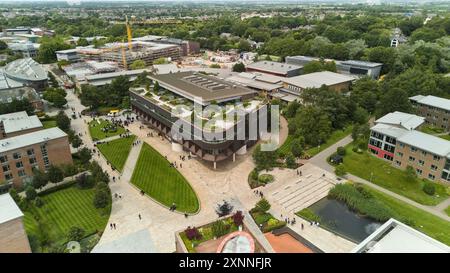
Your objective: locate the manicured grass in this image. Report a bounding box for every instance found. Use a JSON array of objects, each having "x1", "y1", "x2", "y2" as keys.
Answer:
[
  {"x1": 340, "y1": 144, "x2": 449, "y2": 205},
  {"x1": 277, "y1": 135, "x2": 293, "y2": 155},
  {"x1": 364, "y1": 184, "x2": 450, "y2": 246},
  {"x1": 445, "y1": 206, "x2": 450, "y2": 217},
  {"x1": 131, "y1": 143, "x2": 199, "y2": 213},
  {"x1": 42, "y1": 119, "x2": 57, "y2": 129},
  {"x1": 439, "y1": 134, "x2": 450, "y2": 141},
  {"x1": 97, "y1": 136, "x2": 136, "y2": 172},
  {"x1": 88, "y1": 119, "x2": 126, "y2": 140},
  {"x1": 420, "y1": 125, "x2": 444, "y2": 135},
  {"x1": 23, "y1": 184, "x2": 111, "y2": 252},
  {"x1": 305, "y1": 126, "x2": 353, "y2": 157}
]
